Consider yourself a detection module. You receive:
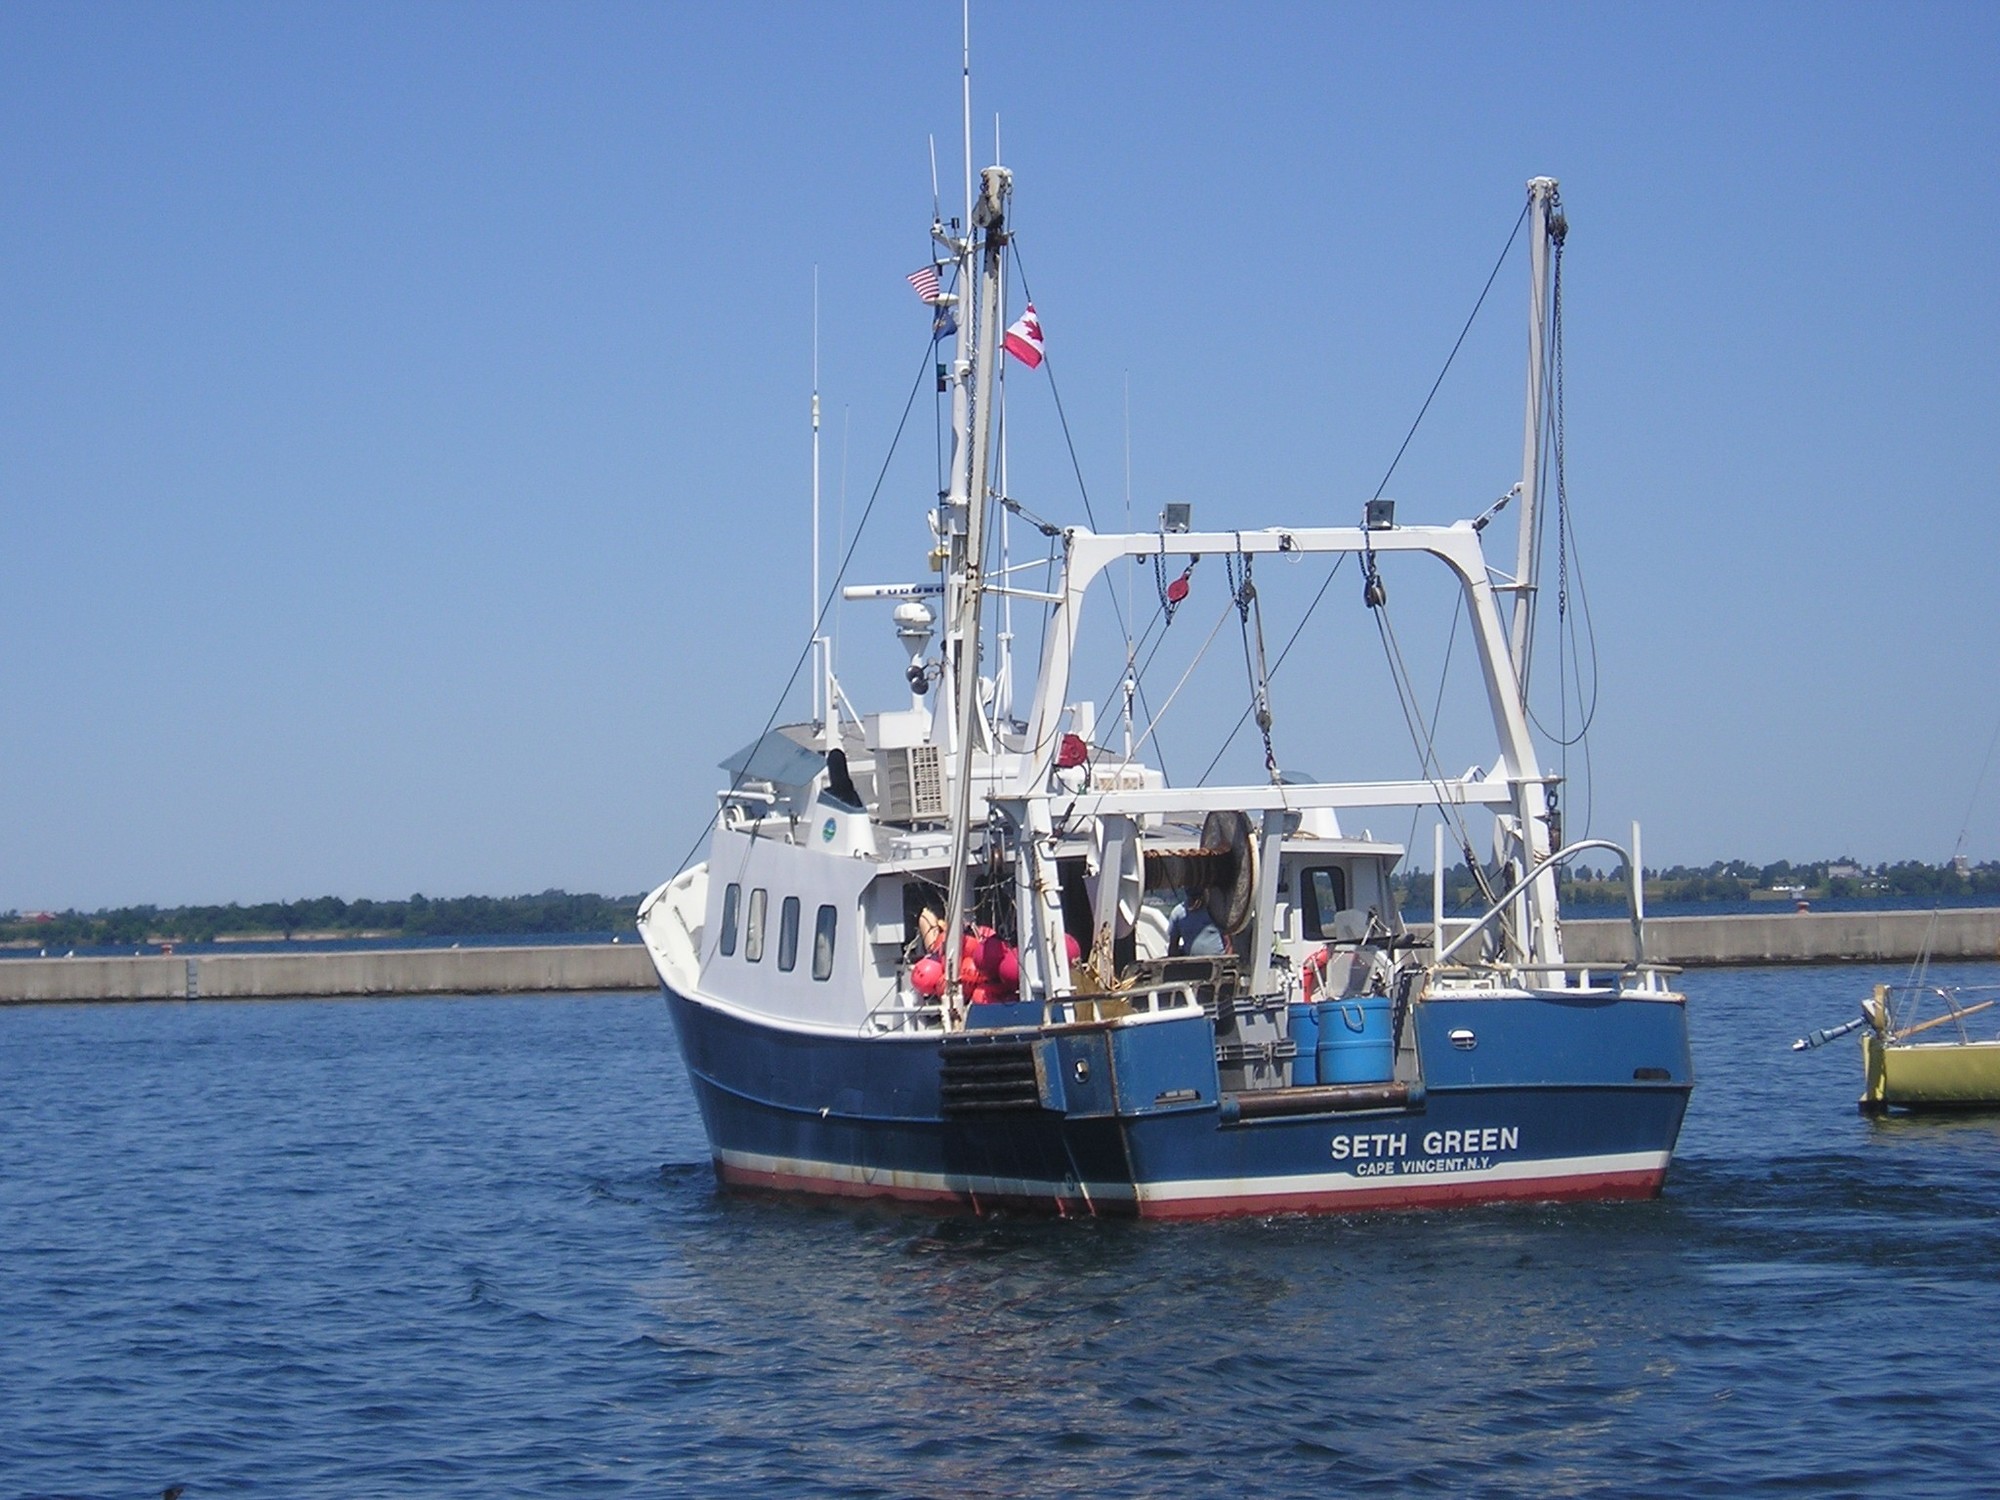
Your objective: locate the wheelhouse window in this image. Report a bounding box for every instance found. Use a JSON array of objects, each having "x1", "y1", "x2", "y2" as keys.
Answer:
[
  {"x1": 745, "y1": 888, "x2": 768, "y2": 962},
  {"x1": 719, "y1": 883, "x2": 741, "y2": 957},
  {"x1": 812, "y1": 904, "x2": 838, "y2": 981},
  {"x1": 778, "y1": 896, "x2": 801, "y2": 972},
  {"x1": 1300, "y1": 866, "x2": 1348, "y2": 941}
]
